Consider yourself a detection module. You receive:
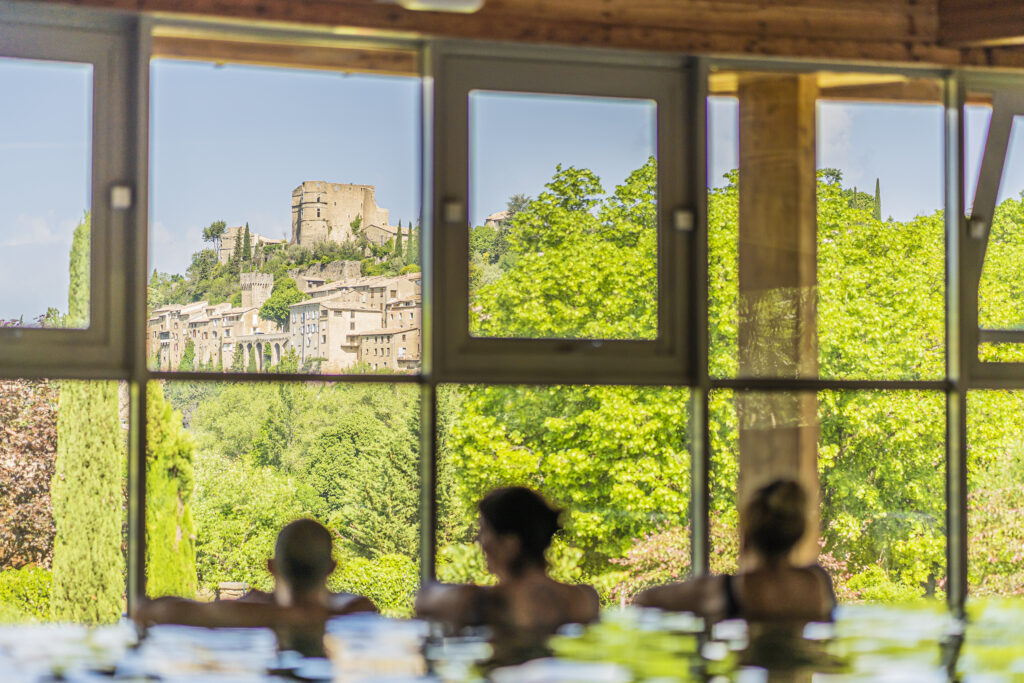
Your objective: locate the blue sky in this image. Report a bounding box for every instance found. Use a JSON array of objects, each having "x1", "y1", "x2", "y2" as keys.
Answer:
[{"x1": 1, "y1": 57, "x2": 1020, "y2": 322}]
